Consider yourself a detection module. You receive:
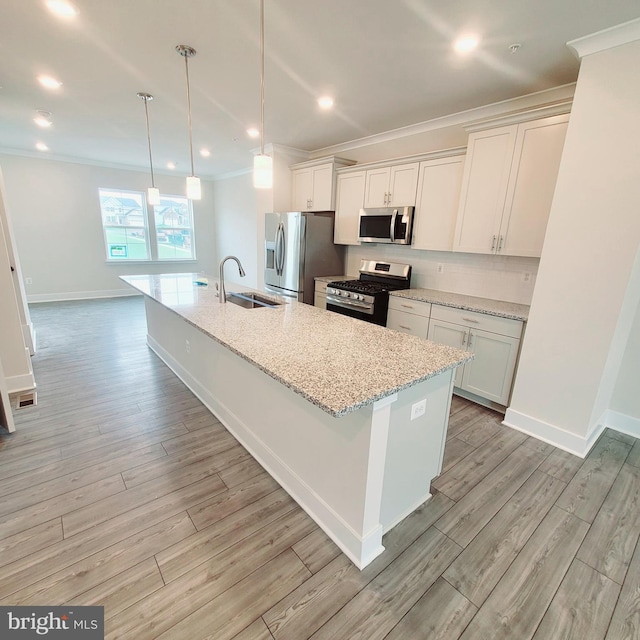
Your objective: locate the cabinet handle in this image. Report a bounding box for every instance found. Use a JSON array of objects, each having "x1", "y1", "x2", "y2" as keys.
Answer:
[
  {"x1": 387, "y1": 192, "x2": 392, "y2": 205},
  {"x1": 491, "y1": 235, "x2": 497, "y2": 251},
  {"x1": 399, "y1": 325, "x2": 411, "y2": 330},
  {"x1": 462, "y1": 317, "x2": 480, "y2": 324},
  {"x1": 468, "y1": 332, "x2": 474, "y2": 348},
  {"x1": 497, "y1": 235, "x2": 504, "y2": 252},
  {"x1": 461, "y1": 333, "x2": 466, "y2": 346},
  {"x1": 400, "y1": 304, "x2": 414, "y2": 309}
]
